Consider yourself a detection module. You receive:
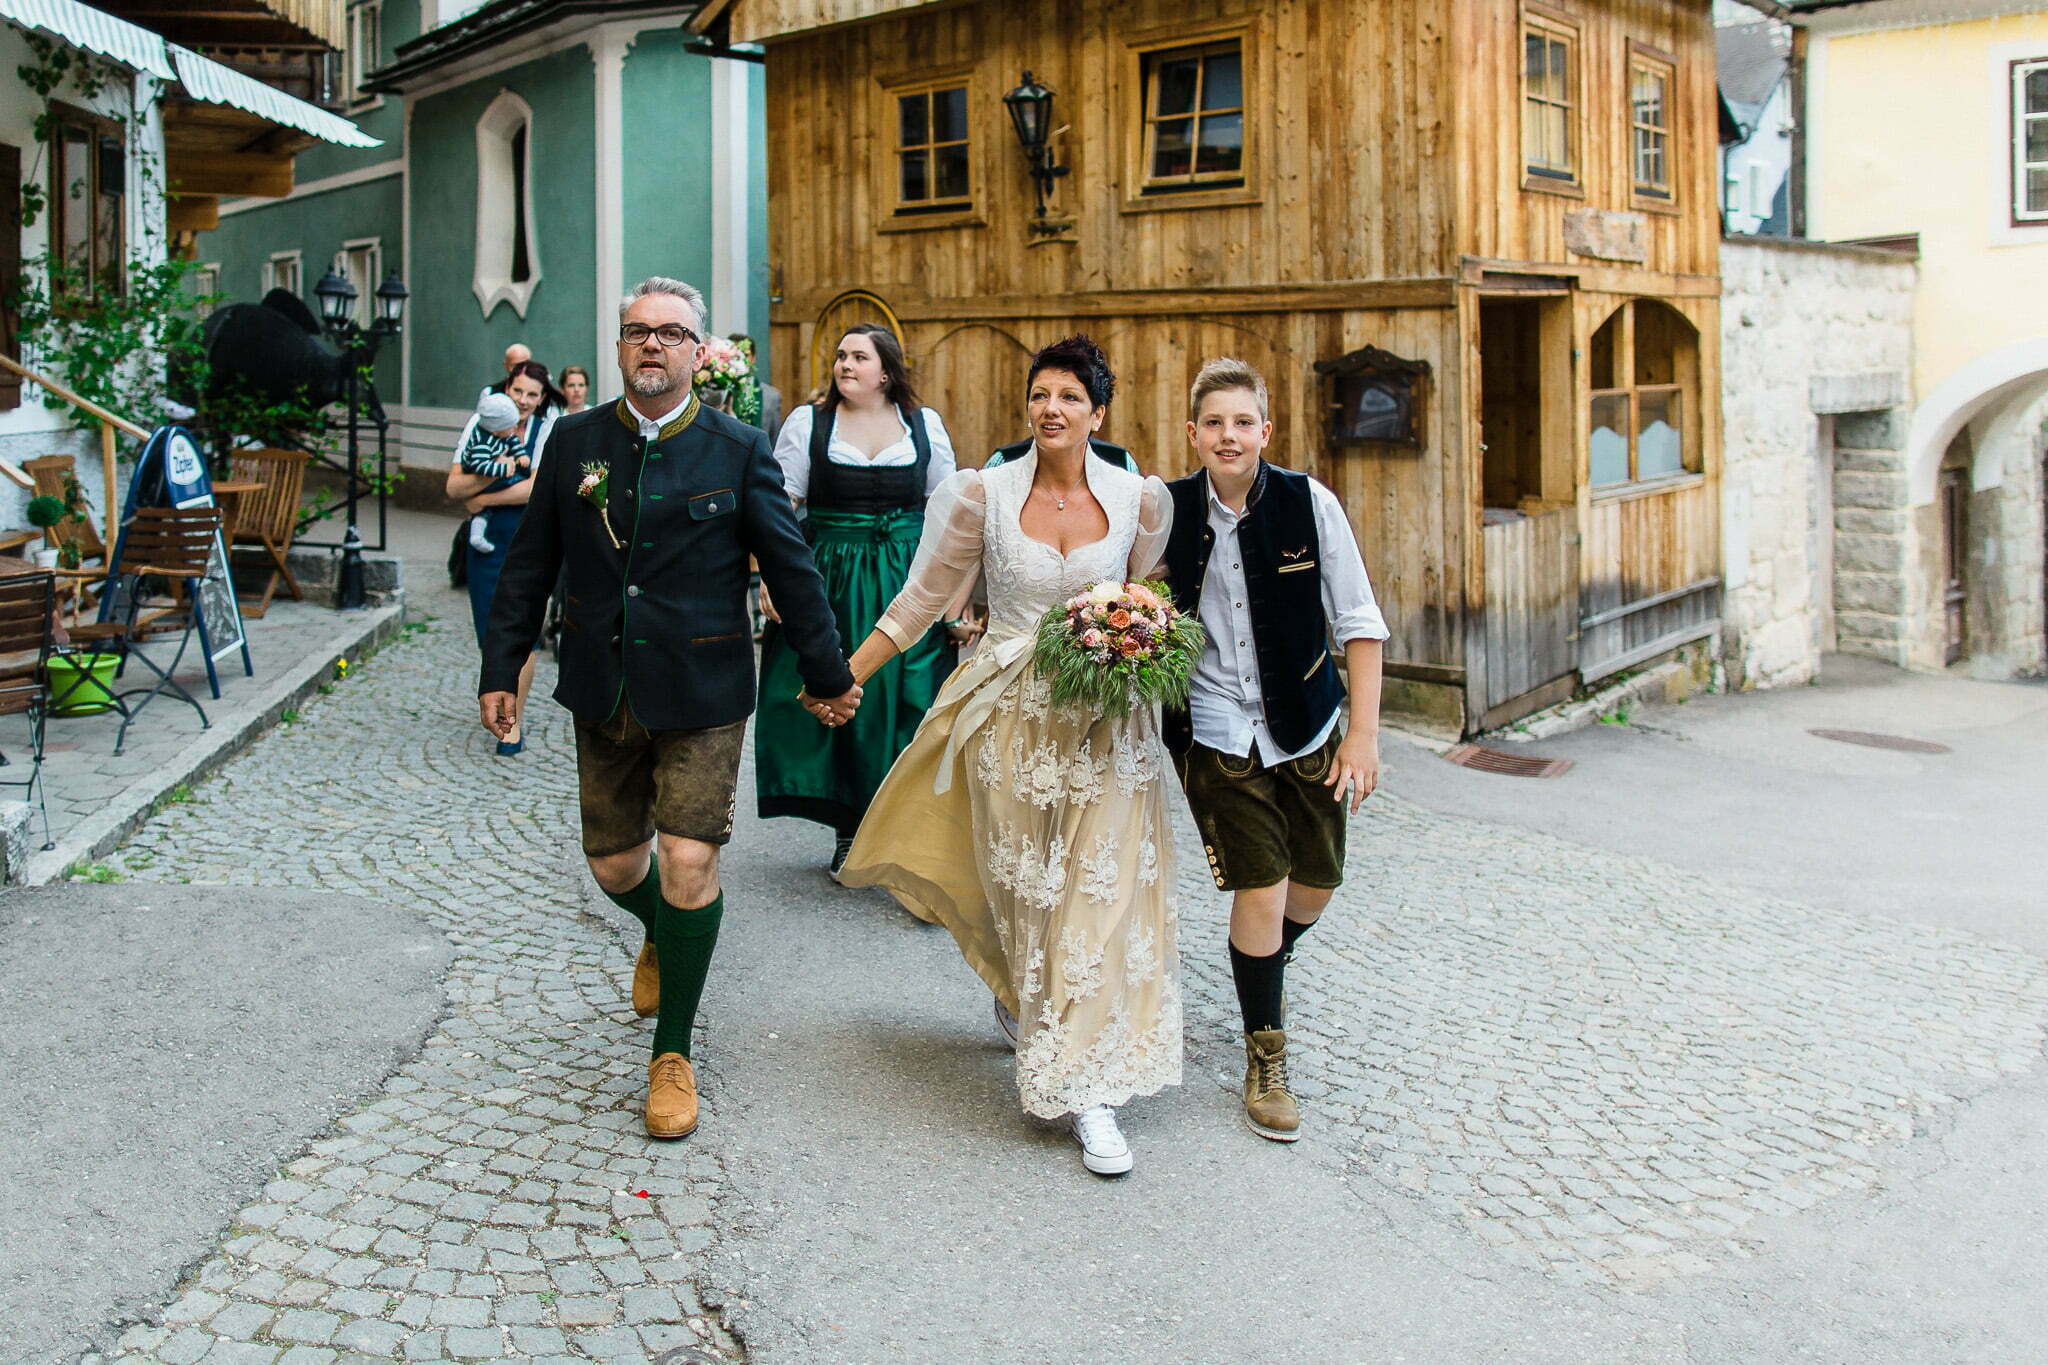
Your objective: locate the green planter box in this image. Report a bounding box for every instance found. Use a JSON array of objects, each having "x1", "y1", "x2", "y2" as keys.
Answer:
[{"x1": 47, "y1": 653, "x2": 120, "y2": 716}]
